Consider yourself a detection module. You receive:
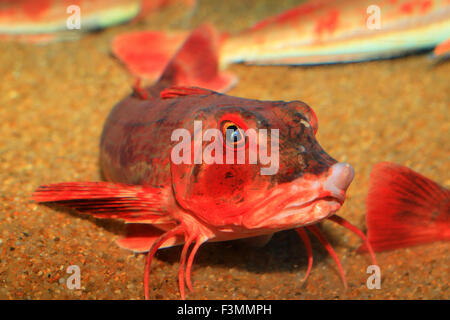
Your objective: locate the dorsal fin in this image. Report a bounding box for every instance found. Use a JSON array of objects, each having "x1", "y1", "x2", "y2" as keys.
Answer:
[
  {"x1": 112, "y1": 24, "x2": 236, "y2": 93},
  {"x1": 160, "y1": 86, "x2": 213, "y2": 99},
  {"x1": 157, "y1": 24, "x2": 236, "y2": 92}
]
